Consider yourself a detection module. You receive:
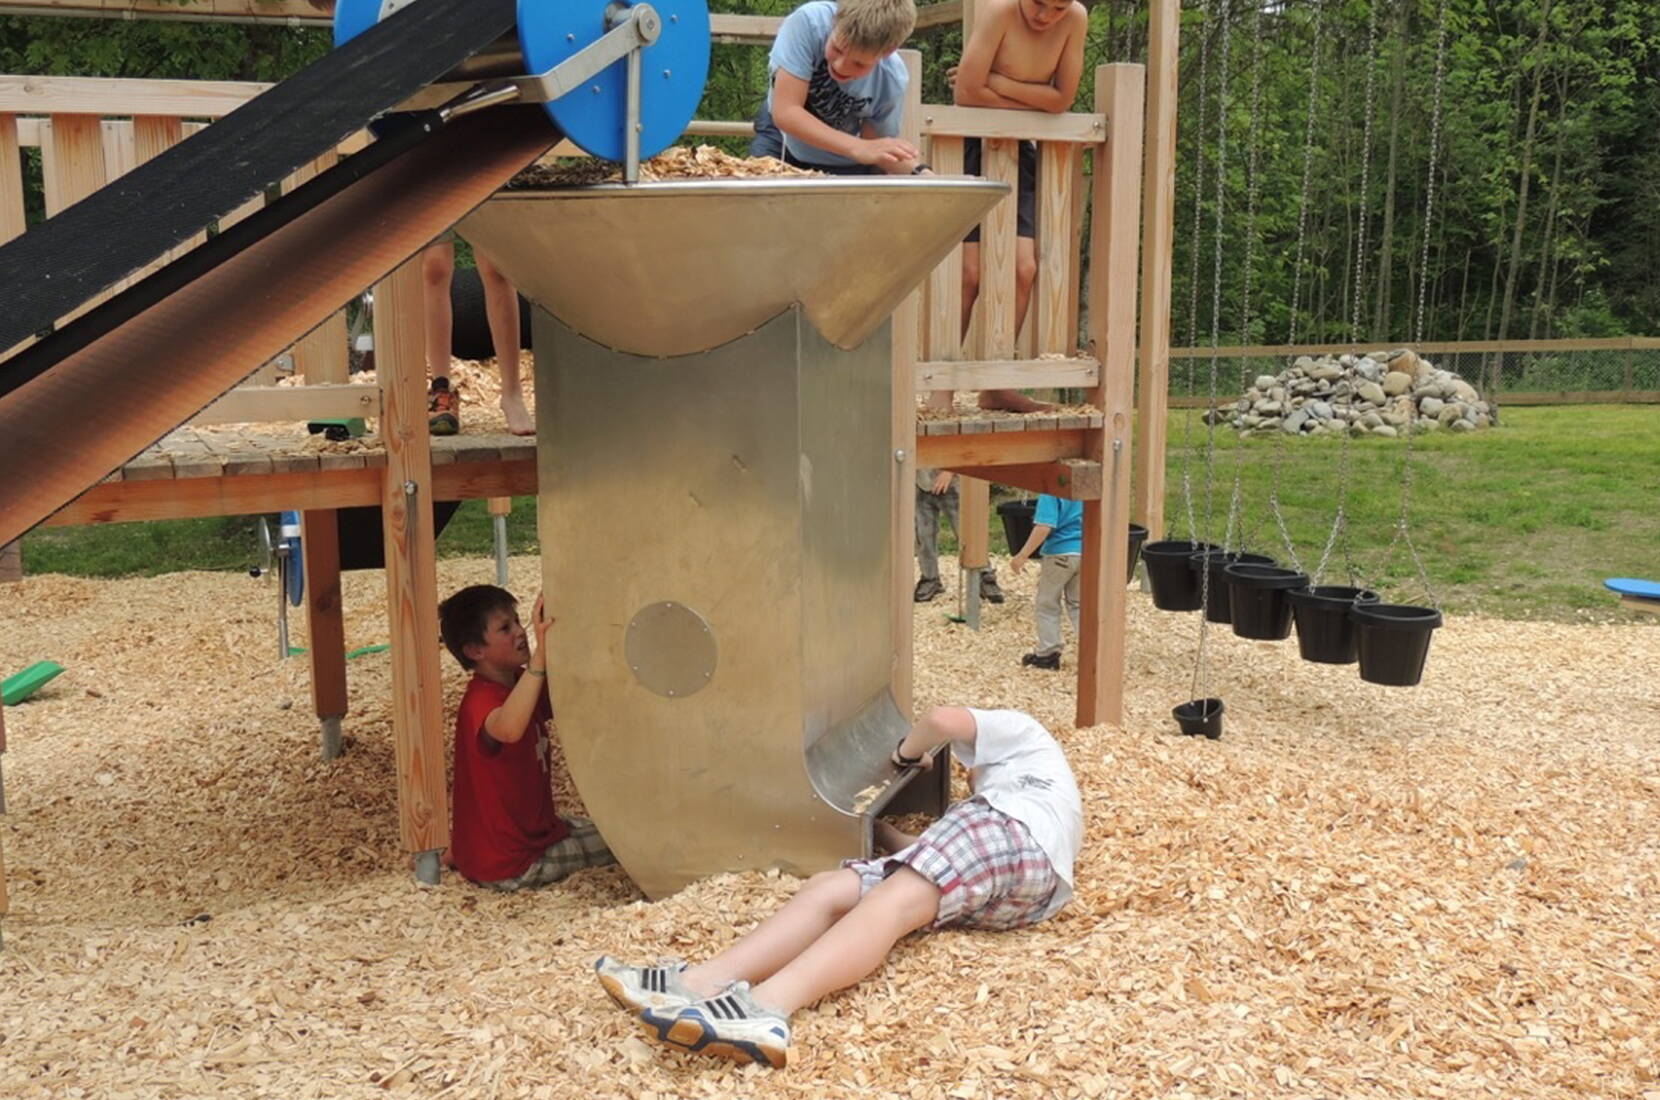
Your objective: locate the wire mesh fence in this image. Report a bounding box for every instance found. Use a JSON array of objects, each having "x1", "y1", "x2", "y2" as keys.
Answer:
[{"x1": 1165, "y1": 340, "x2": 1660, "y2": 403}]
